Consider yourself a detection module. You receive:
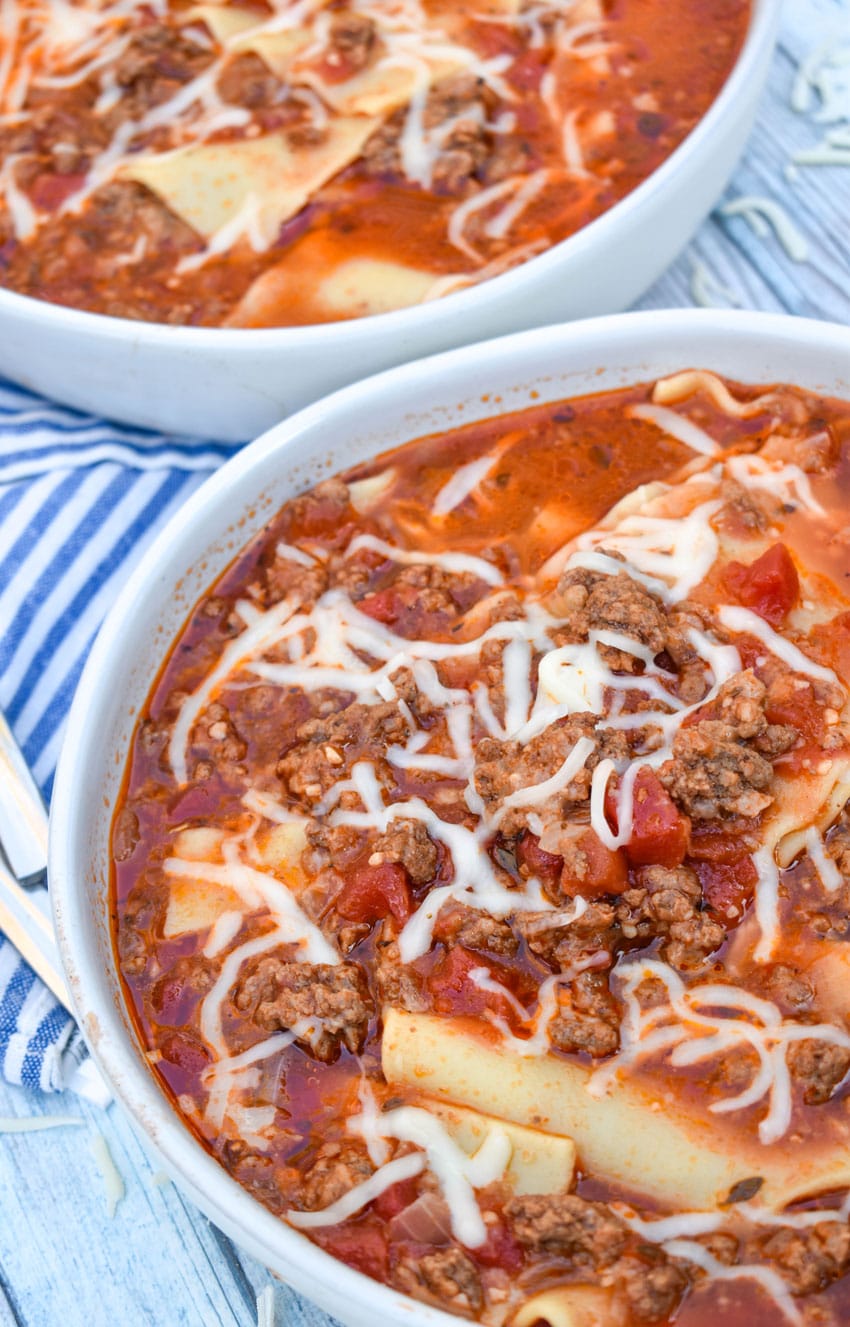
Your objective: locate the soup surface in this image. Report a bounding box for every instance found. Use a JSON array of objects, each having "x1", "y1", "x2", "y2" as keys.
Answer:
[
  {"x1": 0, "y1": 0, "x2": 749, "y2": 327},
  {"x1": 113, "y1": 368, "x2": 850, "y2": 1325}
]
